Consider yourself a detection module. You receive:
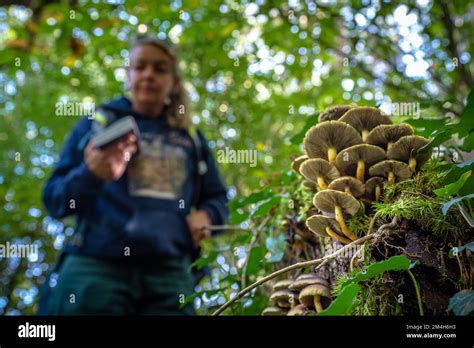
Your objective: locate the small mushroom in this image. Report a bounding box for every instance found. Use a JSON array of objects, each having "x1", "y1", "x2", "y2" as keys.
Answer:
[
  {"x1": 287, "y1": 304, "x2": 310, "y2": 316},
  {"x1": 306, "y1": 215, "x2": 352, "y2": 244},
  {"x1": 365, "y1": 176, "x2": 385, "y2": 201},
  {"x1": 270, "y1": 290, "x2": 298, "y2": 308},
  {"x1": 318, "y1": 105, "x2": 353, "y2": 122},
  {"x1": 313, "y1": 190, "x2": 360, "y2": 241},
  {"x1": 299, "y1": 284, "x2": 332, "y2": 313},
  {"x1": 291, "y1": 155, "x2": 308, "y2": 175},
  {"x1": 262, "y1": 306, "x2": 288, "y2": 316},
  {"x1": 328, "y1": 176, "x2": 365, "y2": 198},
  {"x1": 335, "y1": 144, "x2": 386, "y2": 183},
  {"x1": 369, "y1": 160, "x2": 412, "y2": 184},
  {"x1": 300, "y1": 158, "x2": 341, "y2": 189},
  {"x1": 289, "y1": 273, "x2": 330, "y2": 291},
  {"x1": 304, "y1": 121, "x2": 362, "y2": 165},
  {"x1": 366, "y1": 123, "x2": 414, "y2": 151},
  {"x1": 387, "y1": 135, "x2": 430, "y2": 172},
  {"x1": 272, "y1": 279, "x2": 294, "y2": 292},
  {"x1": 339, "y1": 107, "x2": 392, "y2": 142}
]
